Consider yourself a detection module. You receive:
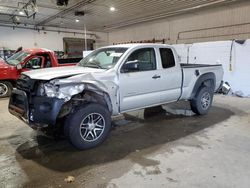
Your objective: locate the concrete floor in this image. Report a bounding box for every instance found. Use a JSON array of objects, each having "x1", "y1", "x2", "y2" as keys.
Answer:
[{"x1": 0, "y1": 95, "x2": 250, "y2": 188}]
